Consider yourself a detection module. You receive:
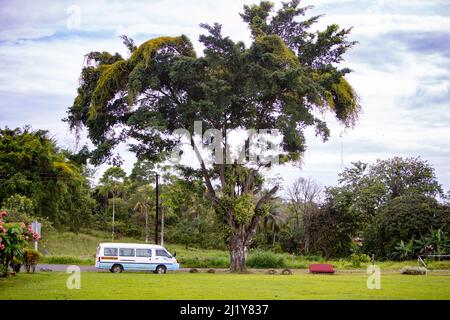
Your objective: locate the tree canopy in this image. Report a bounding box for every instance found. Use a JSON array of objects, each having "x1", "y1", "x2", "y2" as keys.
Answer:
[{"x1": 0, "y1": 127, "x2": 94, "y2": 229}]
